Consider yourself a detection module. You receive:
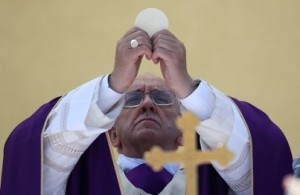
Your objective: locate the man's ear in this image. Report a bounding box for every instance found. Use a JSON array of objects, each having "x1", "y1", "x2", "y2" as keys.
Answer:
[
  {"x1": 108, "y1": 127, "x2": 121, "y2": 148},
  {"x1": 176, "y1": 131, "x2": 183, "y2": 146}
]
